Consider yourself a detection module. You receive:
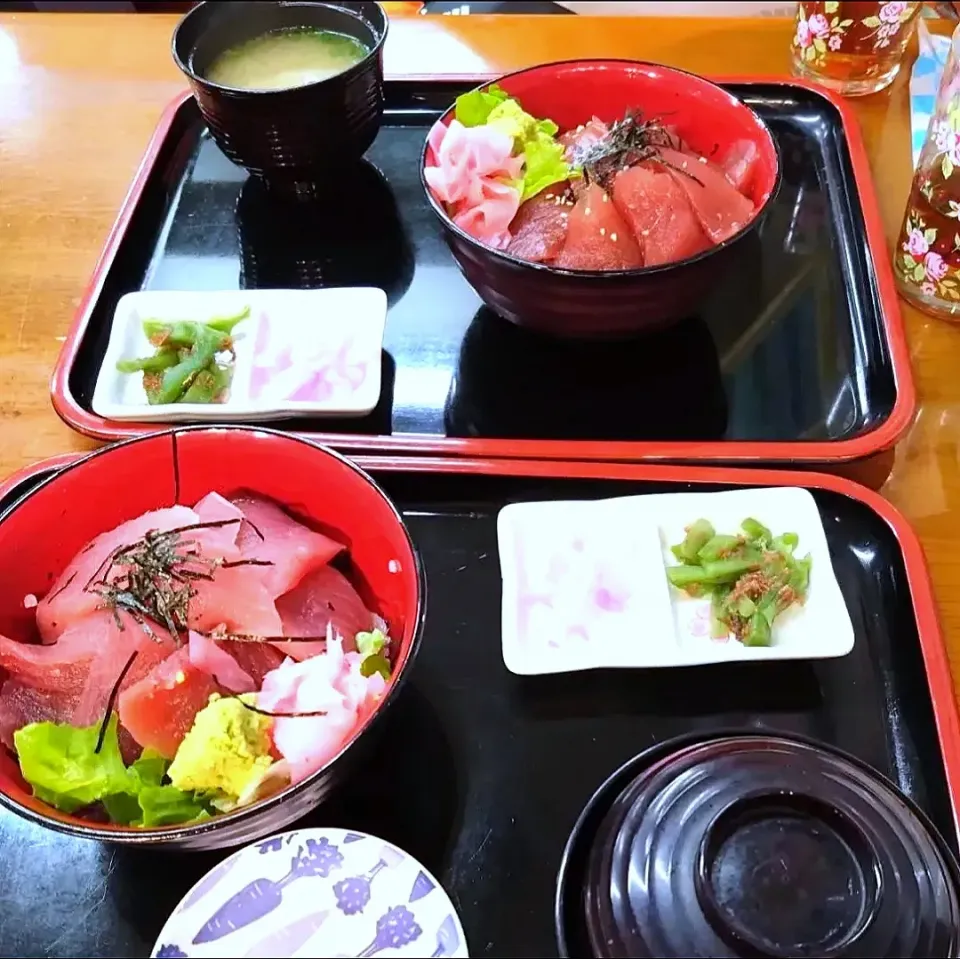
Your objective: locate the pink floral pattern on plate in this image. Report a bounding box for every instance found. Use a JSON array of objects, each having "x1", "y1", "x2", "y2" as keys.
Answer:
[
  {"x1": 249, "y1": 312, "x2": 370, "y2": 404},
  {"x1": 514, "y1": 533, "x2": 636, "y2": 651}
]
